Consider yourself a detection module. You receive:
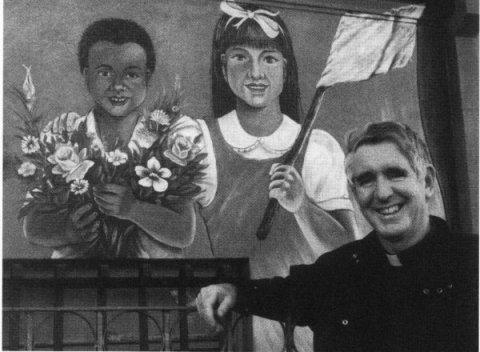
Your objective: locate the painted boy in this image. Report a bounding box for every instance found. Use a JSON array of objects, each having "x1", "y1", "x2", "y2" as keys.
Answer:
[{"x1": 24, "y1": 18, "x2": 198, "y2": 258}]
